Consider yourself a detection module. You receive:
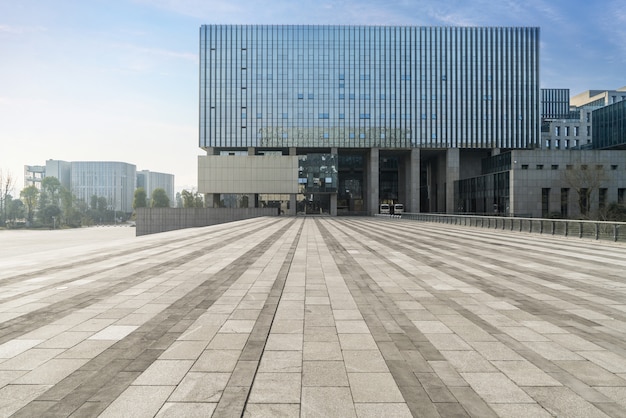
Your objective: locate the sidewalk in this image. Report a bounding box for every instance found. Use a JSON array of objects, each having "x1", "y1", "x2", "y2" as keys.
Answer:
[{"x1": 1, "y1": 217, "x2": 625, "y2": 417}]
